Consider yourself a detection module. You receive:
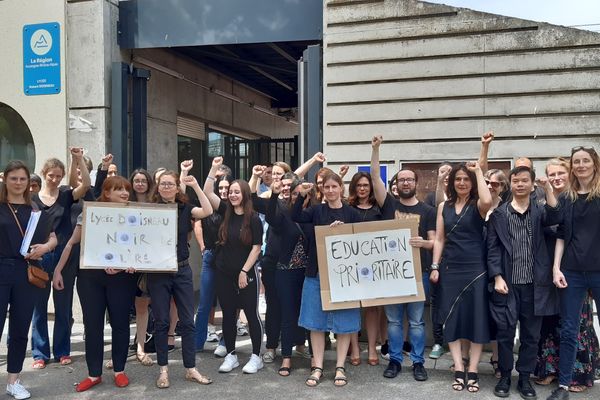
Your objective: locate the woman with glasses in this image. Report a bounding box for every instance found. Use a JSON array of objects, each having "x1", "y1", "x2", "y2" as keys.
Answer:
[
  {"x1": 545, "y1": 146, "x2": 600, "y2": 400},
  {"x1": 347, "y1": 171, "x2": 388, "y2": 367},
  {"x1": 430, "y1": 161, "x2": 493, "y2": 393},
  {"x1": 149, "y1": 170, "x2": 214, "y2": 388}
]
